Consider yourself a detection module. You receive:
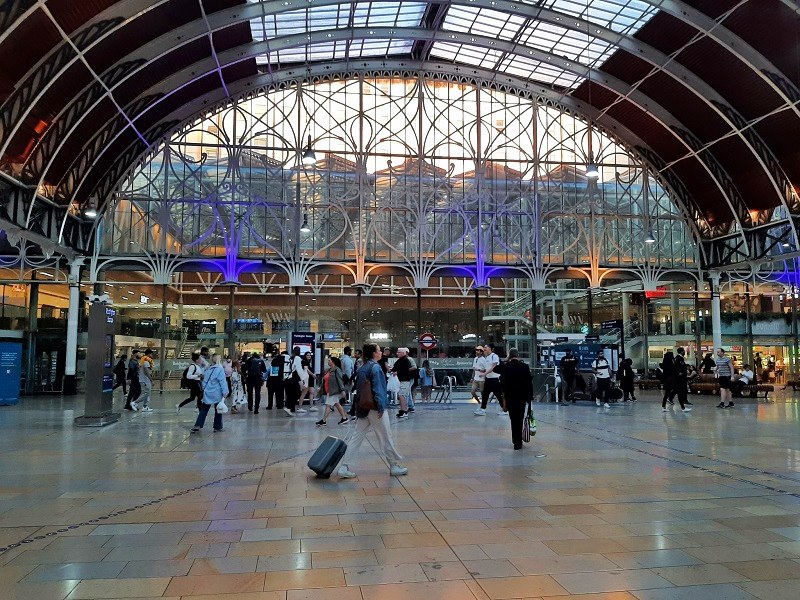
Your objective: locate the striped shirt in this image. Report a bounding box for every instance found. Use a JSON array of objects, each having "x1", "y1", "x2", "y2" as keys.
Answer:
[{"x1": 715, "y1": 356, "x2": 733, "y2": 377}]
